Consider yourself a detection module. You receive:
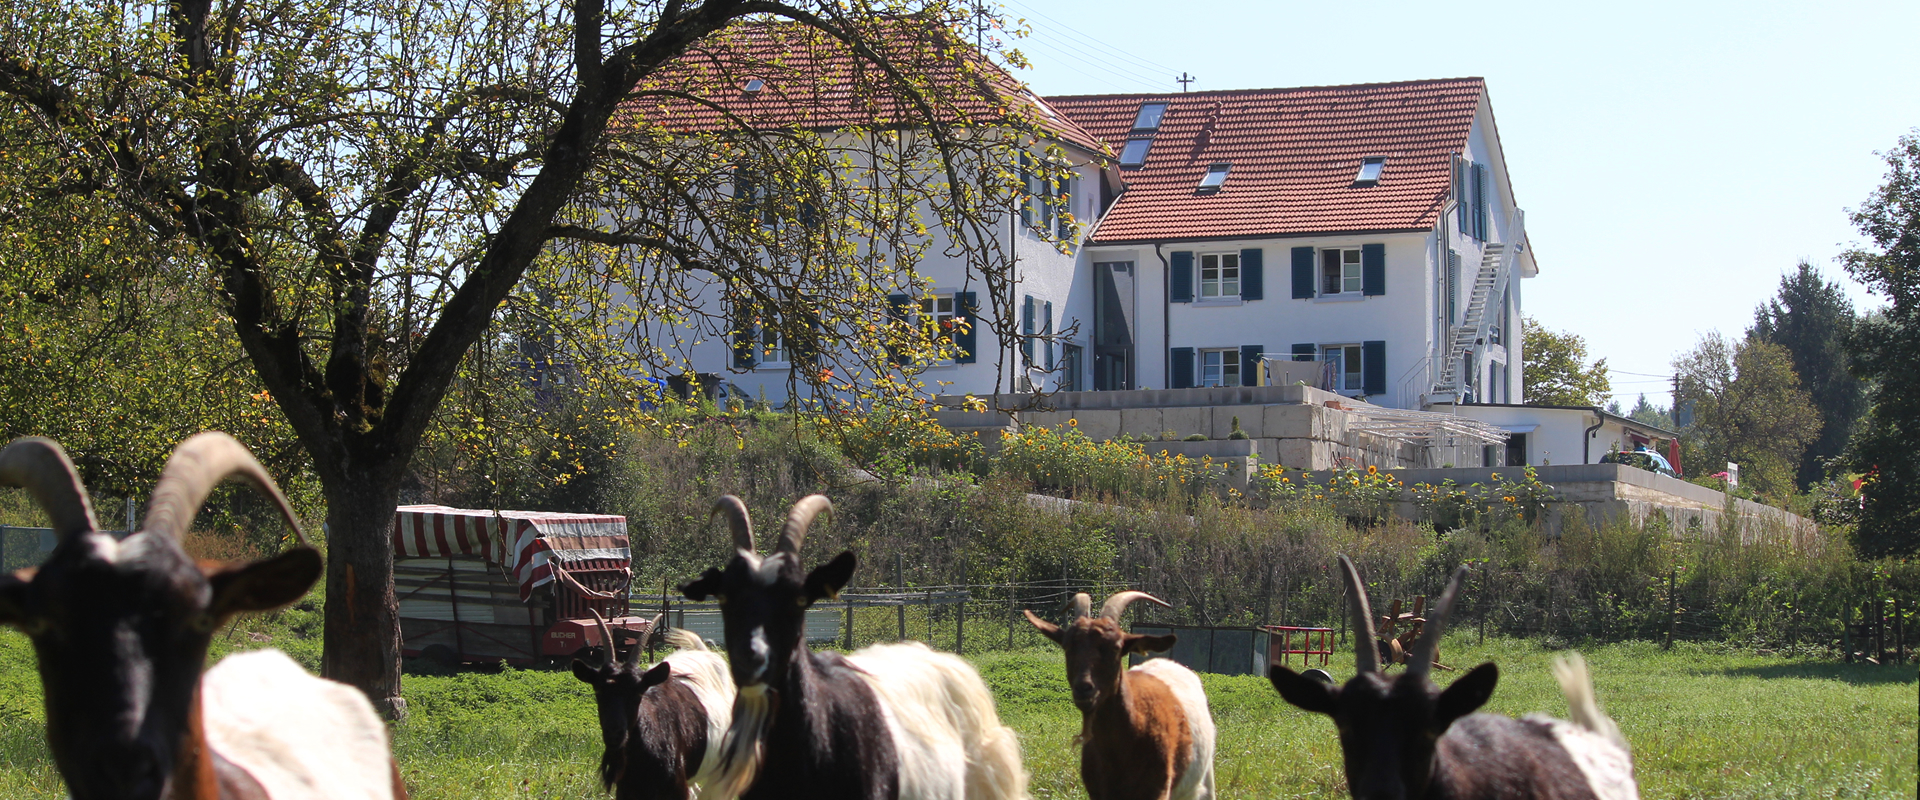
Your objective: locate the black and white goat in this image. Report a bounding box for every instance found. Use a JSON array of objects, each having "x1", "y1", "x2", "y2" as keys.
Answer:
[
  {"x1": 572, "y1": 611, "x2": 736, "y2": 800},
  {"x1": 678, "y1": 495, "x2": 1027, "y2": 800},
  {"x1": 1024, "y1": 591, "x2": 1216, "y2": 800},
  {"x1": 0, "y1": 433, "x2": 405, "y2": 800},
  {"x1": 1268, "y1": 557, "x2": 1637, "y2": 800}
]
